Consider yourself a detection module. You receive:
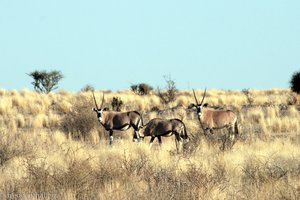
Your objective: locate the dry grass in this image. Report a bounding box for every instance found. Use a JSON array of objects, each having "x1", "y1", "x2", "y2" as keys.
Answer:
[{"x1": 0, "y1": 89, "x2": 299, "y2": 200}]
